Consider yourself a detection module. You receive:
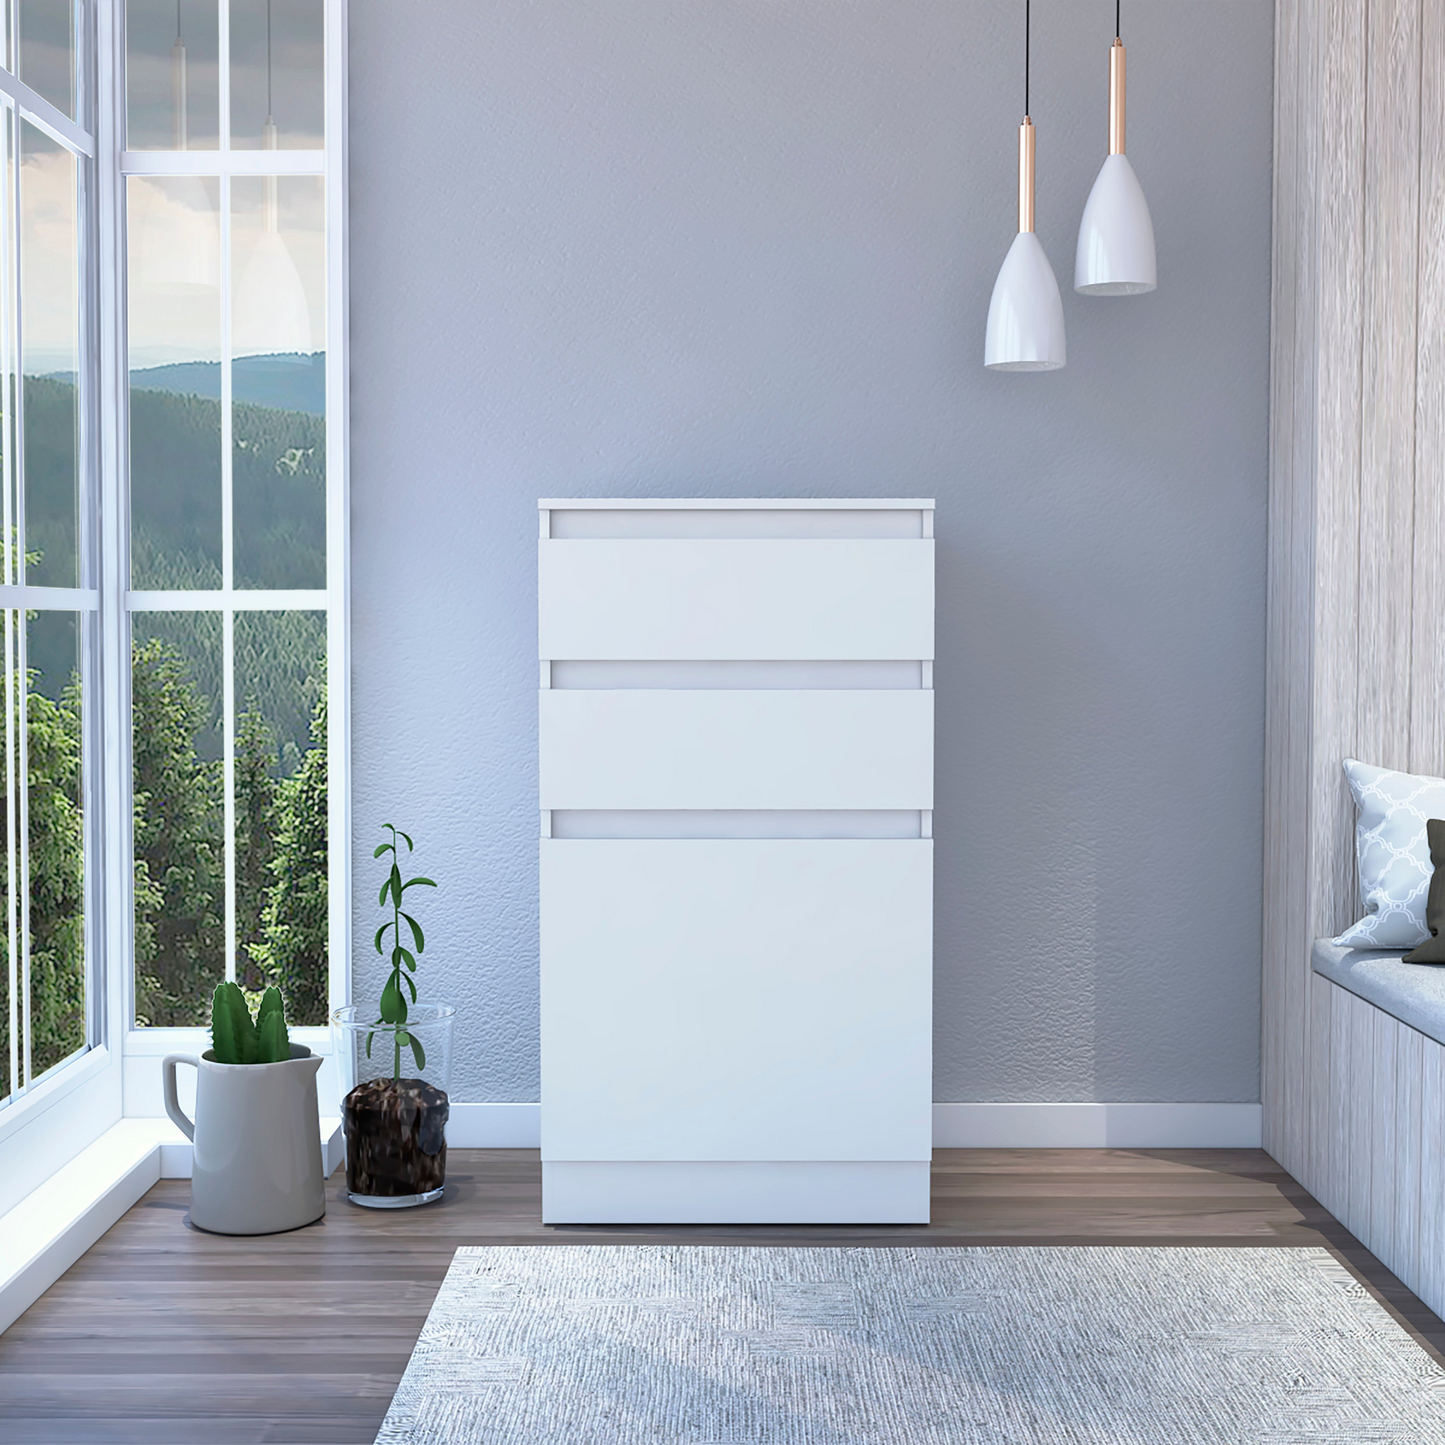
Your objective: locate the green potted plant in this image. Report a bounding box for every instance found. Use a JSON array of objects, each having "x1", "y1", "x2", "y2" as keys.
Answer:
[
  {"x1": 163, "y1": 983, "x2": 326, "y2": 1234},
  {"x1": 331, "y1": 825, "x2": 455, "y2": 1207}
]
